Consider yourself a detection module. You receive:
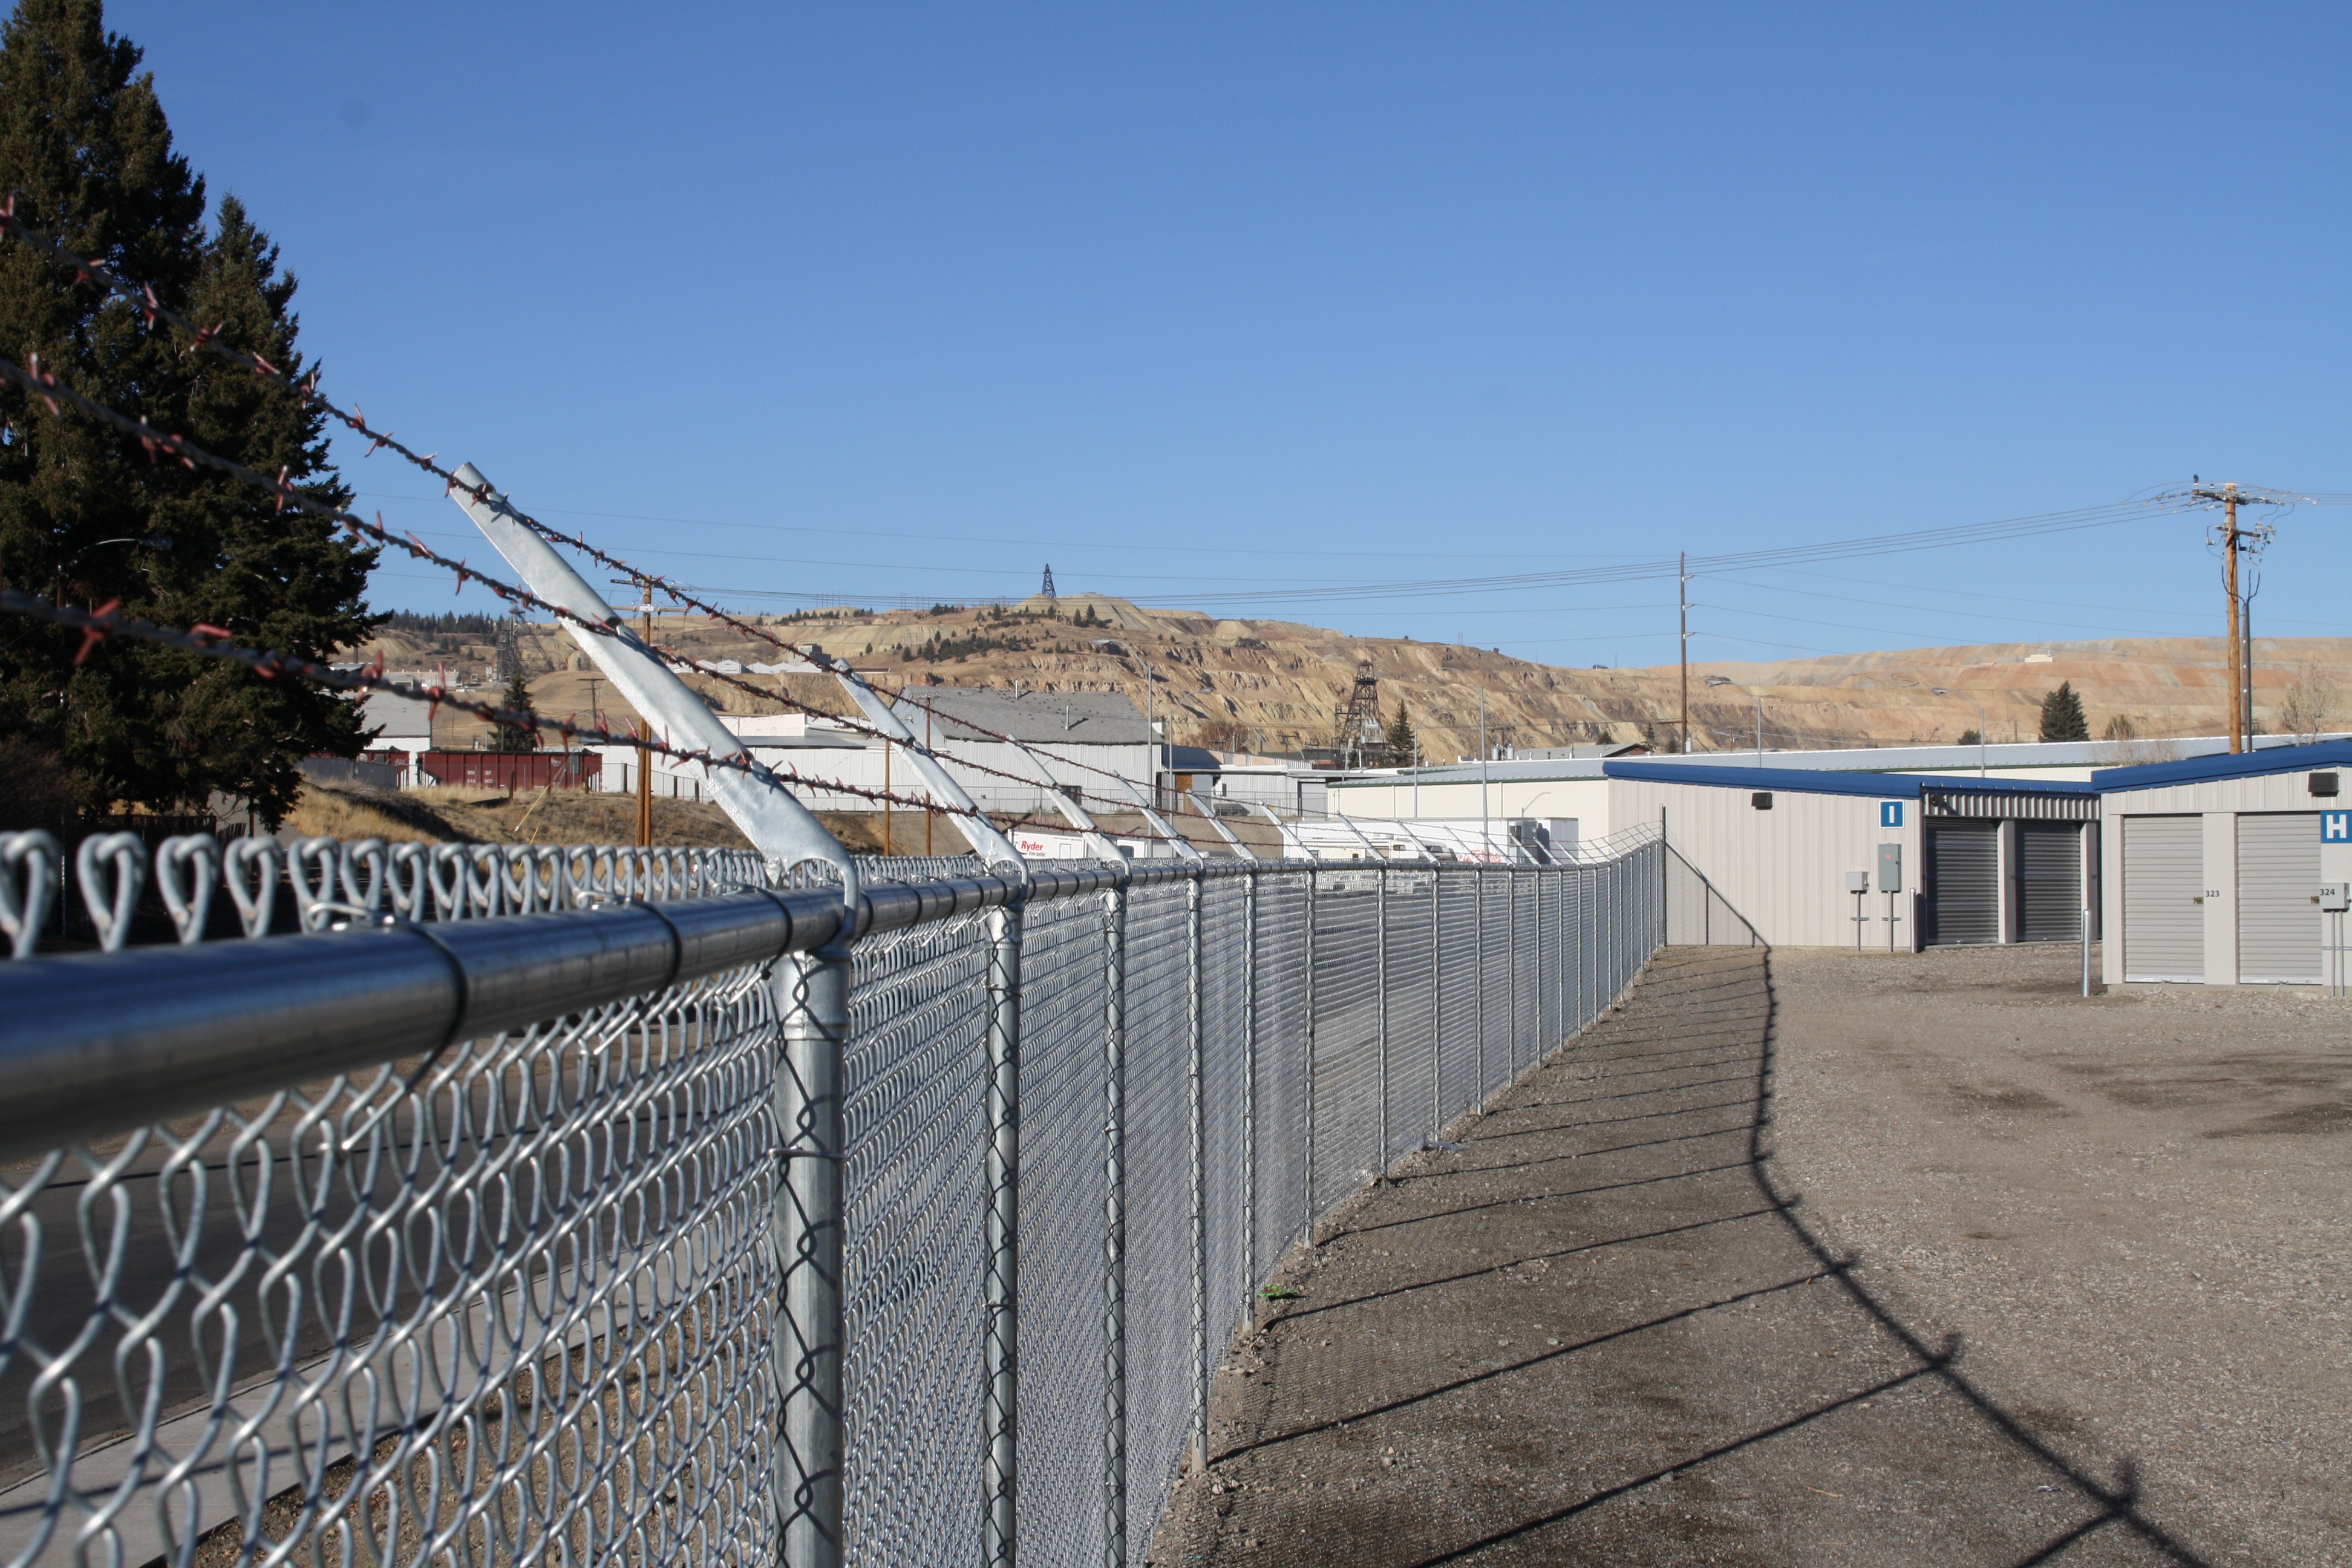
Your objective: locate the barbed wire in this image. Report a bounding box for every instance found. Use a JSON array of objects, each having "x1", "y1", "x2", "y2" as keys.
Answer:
[
  {"x1": 0, "y1": 209, "x2": 1214, "y2": 817},
  {"x1": 0, "y1": 347, "x2": 1169, "y2": 831},
  {"x1": 0, "y1": 364, "x2": 1176, "y2": 832},
  {"x1": 0, "y1": 354, "x2": 632, "y2": 640},
  {"x1": 0, "y1": 587, "x2": 1111, "y2": 833}
]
